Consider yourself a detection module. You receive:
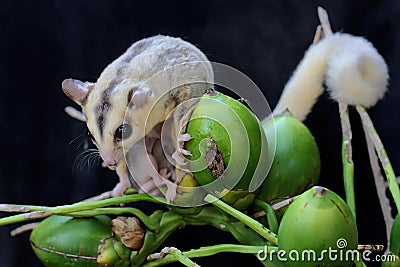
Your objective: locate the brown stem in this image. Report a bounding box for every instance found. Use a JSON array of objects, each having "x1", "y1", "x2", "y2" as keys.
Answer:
[{"x1": 10, "y1": 222, "x2": 39, "y2": 236}]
